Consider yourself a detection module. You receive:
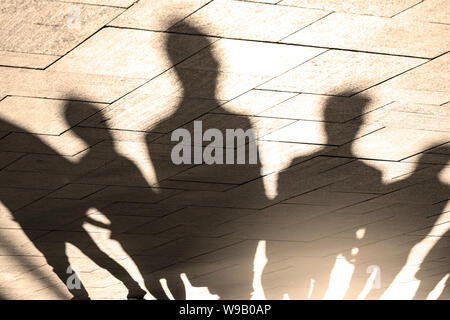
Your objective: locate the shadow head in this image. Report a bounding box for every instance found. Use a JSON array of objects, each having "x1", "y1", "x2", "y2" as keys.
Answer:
[
  {"x1": 63, "y1": 97, "x2": 112, "y2": 144},
  {"x1": 323, "y1": 91, "x2": 372, "y2": 142},
  {"x1": 165, "y1": 21, "x2": 219, "y2": 92}
]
